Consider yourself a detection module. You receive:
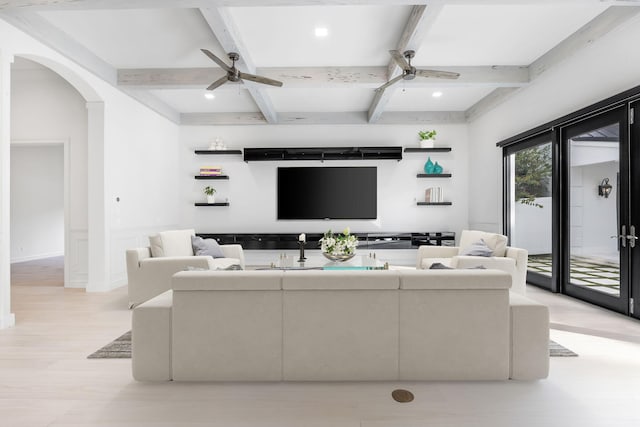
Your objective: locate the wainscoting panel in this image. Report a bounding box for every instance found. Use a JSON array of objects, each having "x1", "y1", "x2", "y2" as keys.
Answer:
[{"x1": 67, "y1": 229, "x2": 88, "y2": 288}]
